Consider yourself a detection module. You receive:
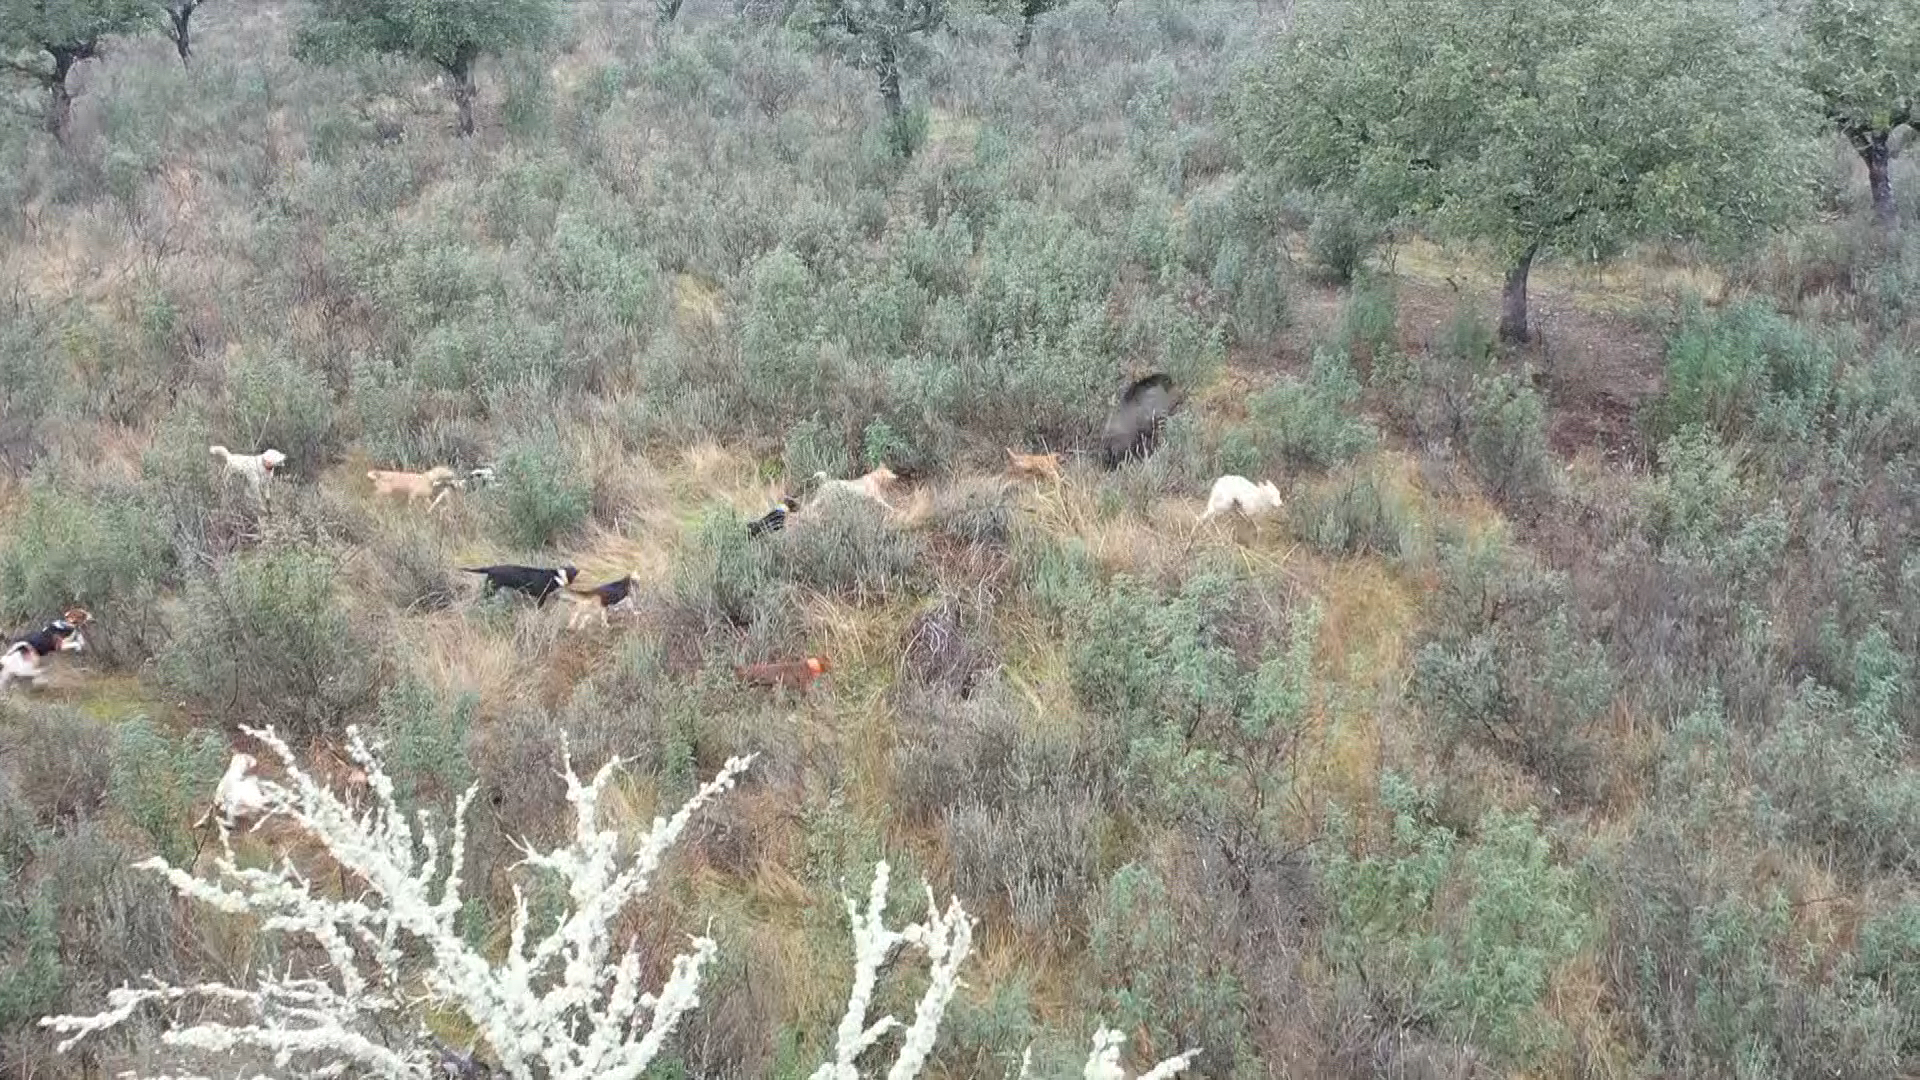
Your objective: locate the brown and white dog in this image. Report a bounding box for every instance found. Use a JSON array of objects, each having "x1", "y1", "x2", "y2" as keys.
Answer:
[
  {"x1": 735, "y1": 656, "x2": 830, "y2": 691},
  {"x1": 1005, "y1": 448, "x2": 1063, "y2": 484},
  {"x1": 0, "y1": 608, "x2": 90, "y2": 692},
  {"x1": 368, "y1": 466, "x2": 460, "y2": 511},
  {"x1": 210, "y1": 445, "x2": 288, "y2": 504},
  {"x1": 561, "y1": 572, "x2": 640, "y2": 630}
]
